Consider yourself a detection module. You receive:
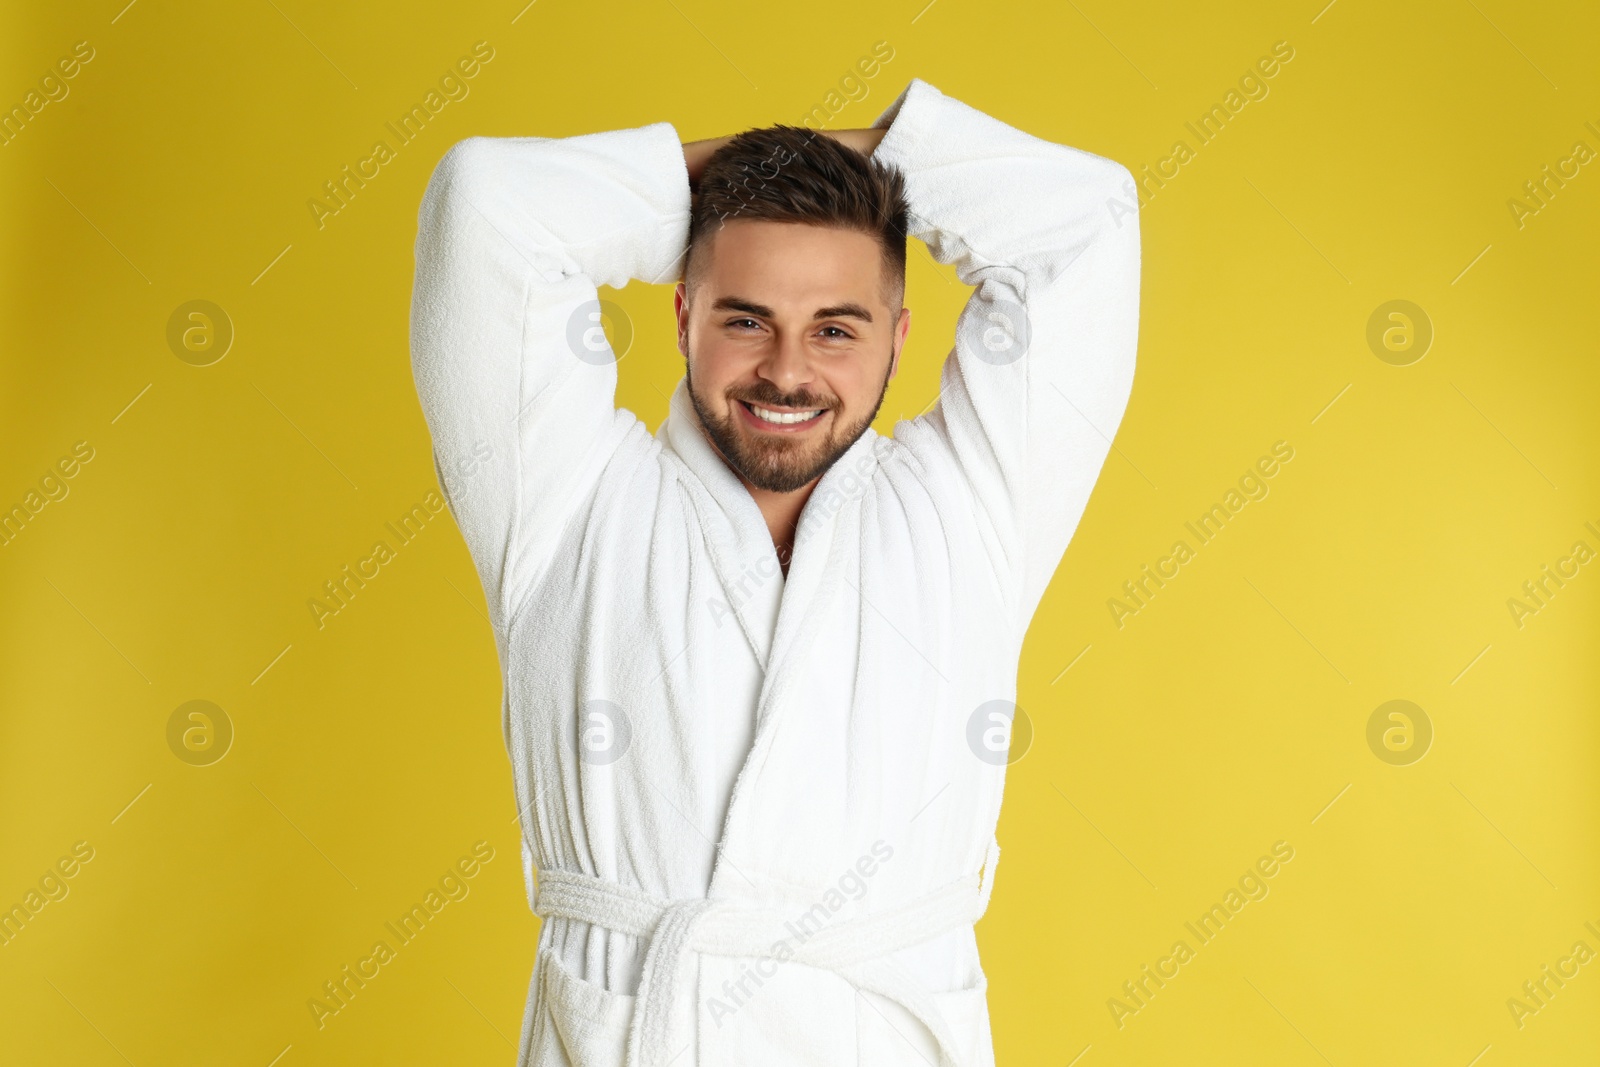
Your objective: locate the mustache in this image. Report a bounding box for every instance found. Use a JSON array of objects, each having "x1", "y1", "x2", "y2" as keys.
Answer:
[{"x1": 730, "y1": 383, "x2": 837, "y2": 410}]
